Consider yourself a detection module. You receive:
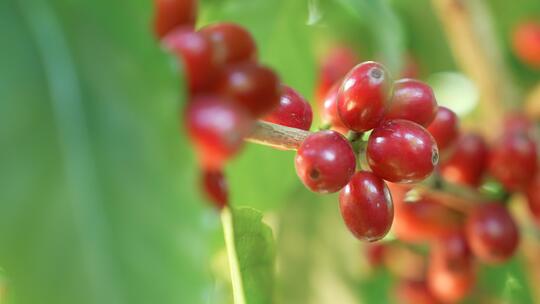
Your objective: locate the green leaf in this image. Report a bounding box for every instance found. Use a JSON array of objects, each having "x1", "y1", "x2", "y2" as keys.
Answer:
[{"x1": 221, "y1": 207, "x2": 275, "y2": 304}]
